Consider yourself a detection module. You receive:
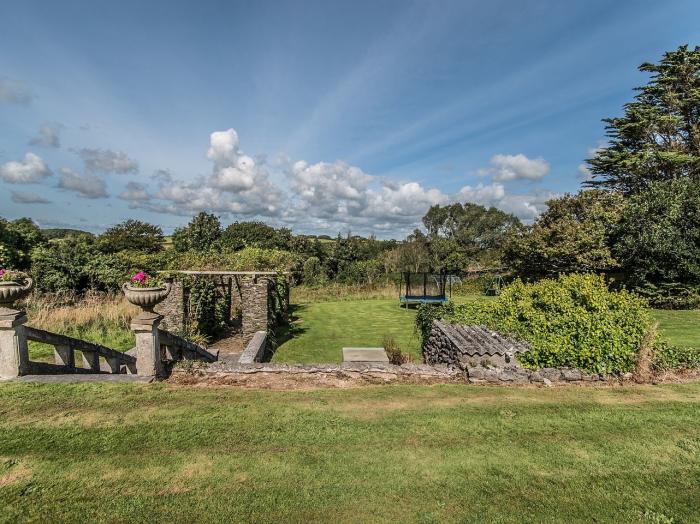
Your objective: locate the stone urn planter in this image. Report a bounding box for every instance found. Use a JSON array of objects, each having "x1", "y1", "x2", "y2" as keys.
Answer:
[
  {"x1": 0, "y1": 278, "x2": 34, "y2": 310},
  {"x1": 122, "y1": 281, "x2": 172, "y2": 313}
]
